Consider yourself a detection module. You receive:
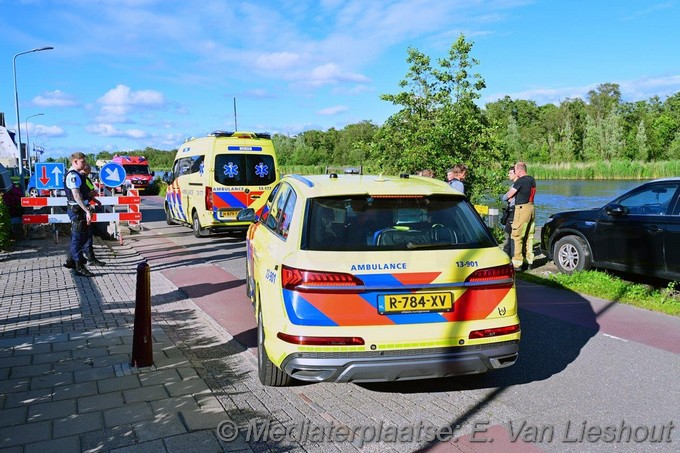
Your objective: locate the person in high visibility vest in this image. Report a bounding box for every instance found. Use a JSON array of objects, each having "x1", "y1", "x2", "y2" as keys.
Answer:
[
  {"x1": 63, "y1": 152, "x2": 95, "y2": 277},
  {"x1": 80, "y1": 163, "x2": 106, "y2": 266}
]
